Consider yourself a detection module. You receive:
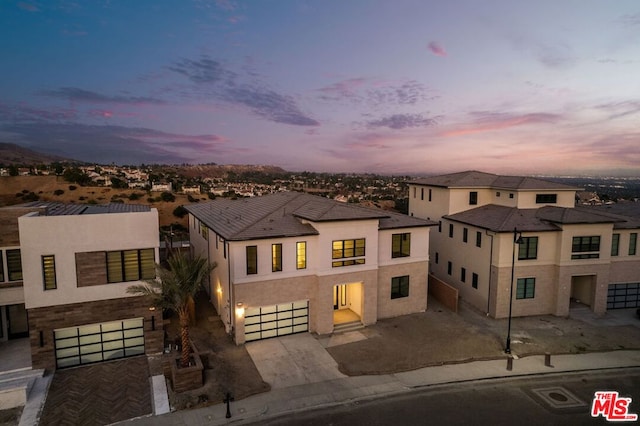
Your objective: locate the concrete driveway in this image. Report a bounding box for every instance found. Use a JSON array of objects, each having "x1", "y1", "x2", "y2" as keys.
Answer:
[{"x1": 246, "y1": 333, "x2": 346, "y2": 389}]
